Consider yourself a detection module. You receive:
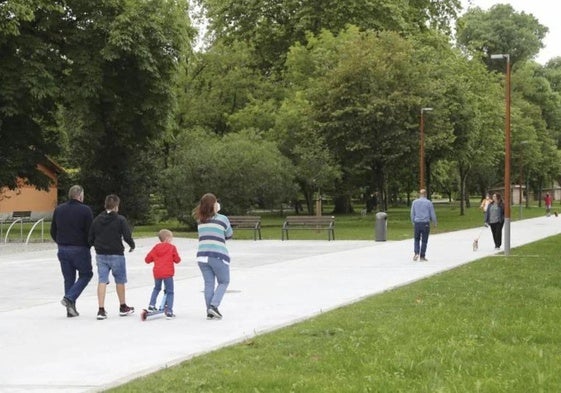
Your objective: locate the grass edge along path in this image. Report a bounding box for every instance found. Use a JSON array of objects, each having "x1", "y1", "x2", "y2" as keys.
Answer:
[{"x1": 109, "y1": 235, "x2": 561, "y2": 393}]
